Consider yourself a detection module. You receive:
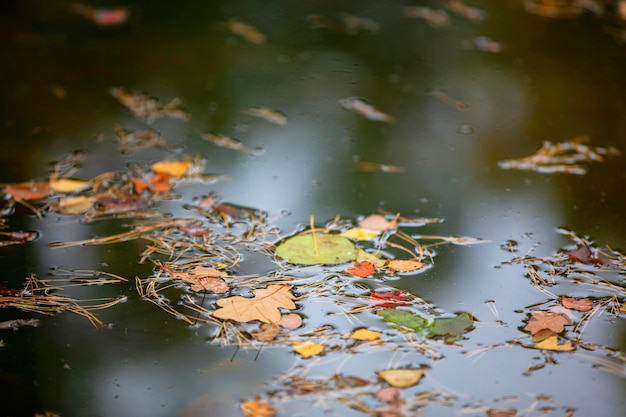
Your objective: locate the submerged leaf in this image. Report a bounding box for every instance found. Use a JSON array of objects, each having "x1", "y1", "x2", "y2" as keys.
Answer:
[
  {"x1": 377, "y1": 309, "x2": 427, "y2": 331},
  {"x1": 426, "y1": 313, "x2": 474, "y2": 342},
  {"x1": 275, "y1": 234, "x2": 356, "y2": 265}
]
